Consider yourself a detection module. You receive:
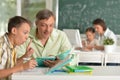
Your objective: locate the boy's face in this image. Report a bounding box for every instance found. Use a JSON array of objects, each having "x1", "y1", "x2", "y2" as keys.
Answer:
[
  {"x1": 13, "y1": 23, "x2": 30, "y2": 46},
  {"x1": 86, "y1": 31, "x2": 95, "y2": 41}
]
